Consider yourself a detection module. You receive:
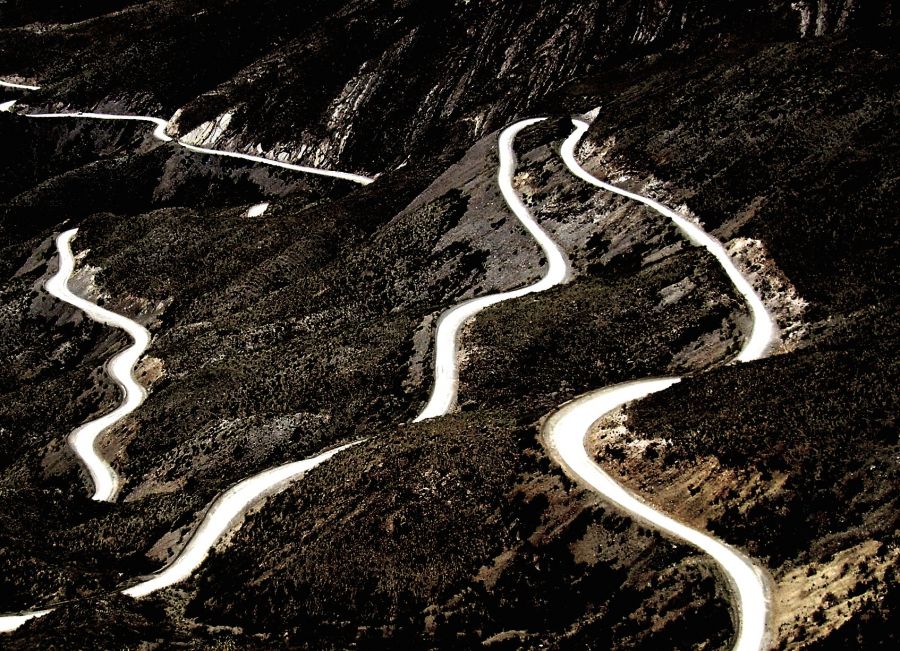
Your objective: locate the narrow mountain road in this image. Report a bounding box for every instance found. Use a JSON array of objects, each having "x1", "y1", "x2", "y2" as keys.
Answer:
[
  {"x1": 0, "y1": 610, "x2": 54, "y2": 634},
  {"x1": 0, "y1": 443, "x2": 357, "y2": 631},
  {"x1": 542, "y1": 379, "x2": 771, "y2": 651},
  {"x1": 0, "y1": 79, "x2": 41, "y2": 90},
  {"x1": 542, "y1": 116, "x2": 776, "y2": 651},
  {"x1": 415, "y1": 117, "x2": 570, "y2": 421},
  {"x1": 1, "y1": 79, "x2": 372, "y2": 184},
  {"x1": 23, "y1": 111, "x2": 374, "y2": 183},
  {"x1": 0, "y1": 83, "x2": 775, "y2": 647},
  {"x1": 25, "y1": 110, "x2": 174, "y2": 142},
  {"x1": 45, "y1": 228, "x2": 151, "y2": 502},
  {"x1": 561, "y1": 118, "x2": 774, "y2": 361},
  {"x1": 179, "y1": 142, "x2": 374, "y2": 185},
  {"x1": 122, "y1": 441, "x2": 360, "y2": 598},
  {"x1": 0, "y1": 115, "x2": 566, "y2": 630},
  {"x1": 0, "y1": 78, "x2": 372, "y2": 632}
]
